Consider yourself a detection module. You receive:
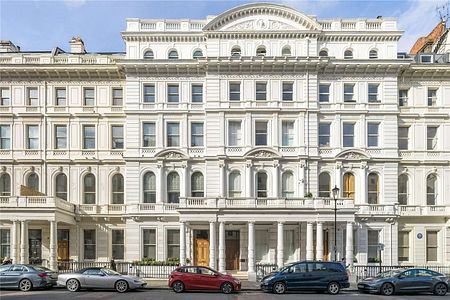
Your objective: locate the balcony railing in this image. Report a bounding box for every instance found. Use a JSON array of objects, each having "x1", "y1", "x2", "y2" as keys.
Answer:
[
  {"x1": 0, "y1": 196, "x2": 75, "y2": 212},
  {"x1": 399, "y1": 205, "x2": 450, "y2": 216}
]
